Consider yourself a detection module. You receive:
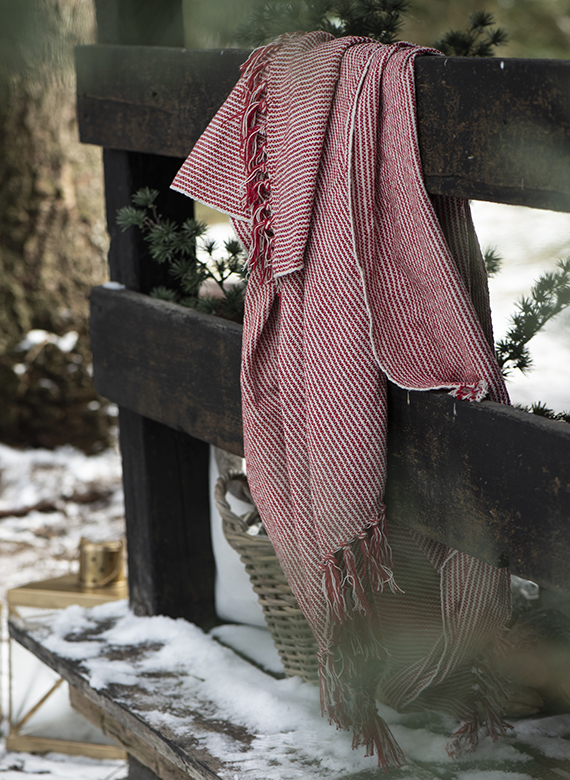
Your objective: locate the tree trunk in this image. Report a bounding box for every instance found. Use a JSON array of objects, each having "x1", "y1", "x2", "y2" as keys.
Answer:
[
  {"x1": 0, "y1": 0, "x2": 115, "y2": 453},
  {"x1": 0, "y1": 0, "x2": 108, "y2": 351}
]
